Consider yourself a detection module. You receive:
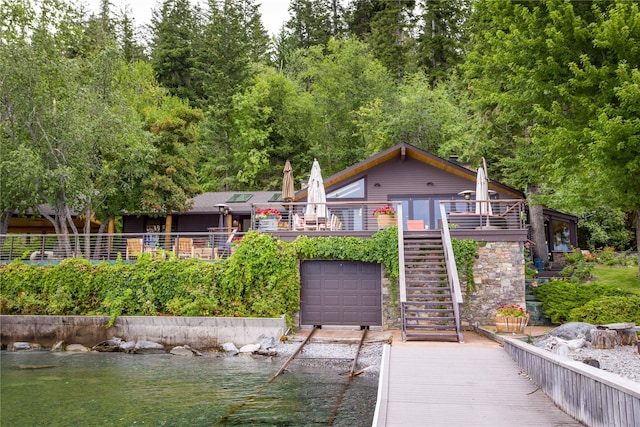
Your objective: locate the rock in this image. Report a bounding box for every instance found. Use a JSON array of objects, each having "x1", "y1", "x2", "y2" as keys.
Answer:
[
  {"x1": 92, "y1": 337, "x2": 123, "y2": 352},
  {"x1": 583, "y1": 358, "x2": 600, "y2": 368},
  {"x1": 66, "y1": 344, "x2": 89, "y2": 352},
  {"x1": 239, "y1": 343, "x2": 261, "y2": 353},
  {"x1": 259, "y1": 335, "x2": 277, "y2": 350},
  {"x1": 10, "y1": 342, "x2": 33, "y2": 351},
  {"x1": 222, "y1": 342, "x2": 239, "y2": 355},
  {"x1": 170, "y1": 345, "x2": 202, "y2": 357},
  {"x1": 549, "y1": 322, "x2": 595, "y2": 341},
  {"x1": 51, "y1": 341, "x2": 65, "y2": 352},
  {"x1": 120, "y1": 341, "x2": 136, "y2": 353},
  {"x1": 256, "y1": 349, "x2": 278, "y2": 356},
  {"x1": 565, "y1": 337, "x2": 587, "y2": 351},
  {"x1": 134, "y1": 341, "x2": 166, "y2": 354}
]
